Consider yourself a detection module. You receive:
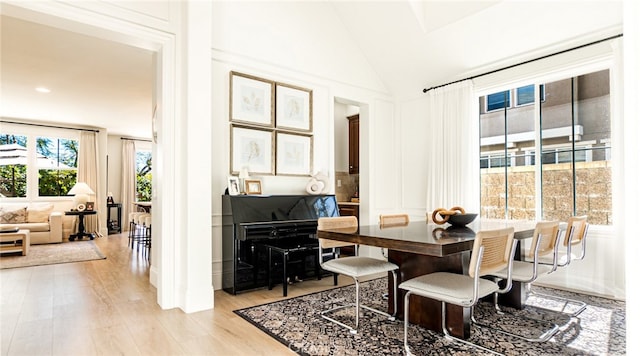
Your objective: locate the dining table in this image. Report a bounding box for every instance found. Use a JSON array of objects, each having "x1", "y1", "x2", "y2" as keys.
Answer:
[{"x1": 316, "y1": 218, "x2": 537, "y2": 339}]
